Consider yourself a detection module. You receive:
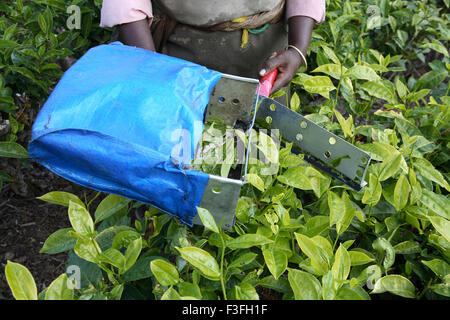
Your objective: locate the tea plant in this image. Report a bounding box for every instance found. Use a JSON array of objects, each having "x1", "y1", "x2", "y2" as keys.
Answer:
[{"x1": 4, "y1": 0, "x2": 450, "y2": 300}]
